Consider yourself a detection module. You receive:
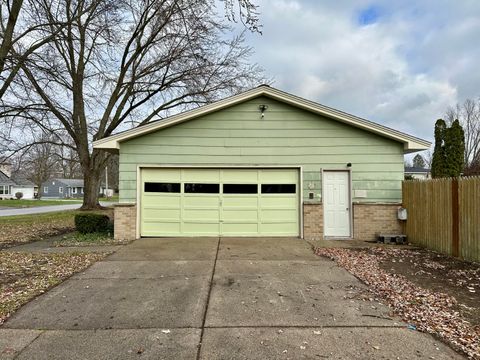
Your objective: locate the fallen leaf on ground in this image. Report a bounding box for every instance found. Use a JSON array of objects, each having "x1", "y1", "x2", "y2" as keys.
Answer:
[{"x1": 316, "y1": 248, "x2": 480, "y2": 359}]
